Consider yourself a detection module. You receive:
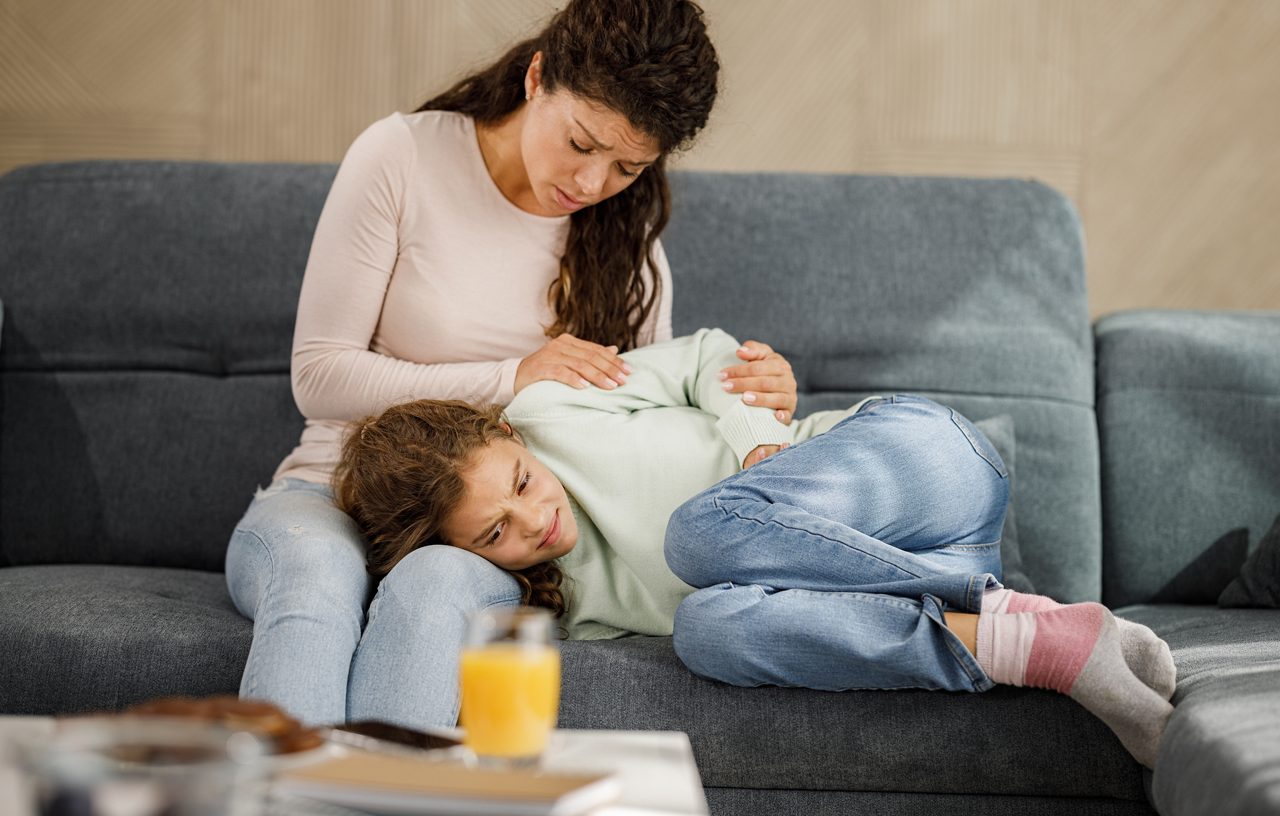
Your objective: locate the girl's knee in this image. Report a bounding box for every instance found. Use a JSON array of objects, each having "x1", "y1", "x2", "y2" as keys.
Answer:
[
  {"x1": 663, "y1": 491, "x2": 720, "y2": 586},
  {"x1": 672, "y1": 584, "x2": 761, "y2": 683}
]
